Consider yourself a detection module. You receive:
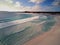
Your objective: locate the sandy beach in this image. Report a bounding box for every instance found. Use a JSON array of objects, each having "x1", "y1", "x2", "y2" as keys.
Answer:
[{"x1": 23, "y1": 16, "x2": 60, "y2": 45}]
